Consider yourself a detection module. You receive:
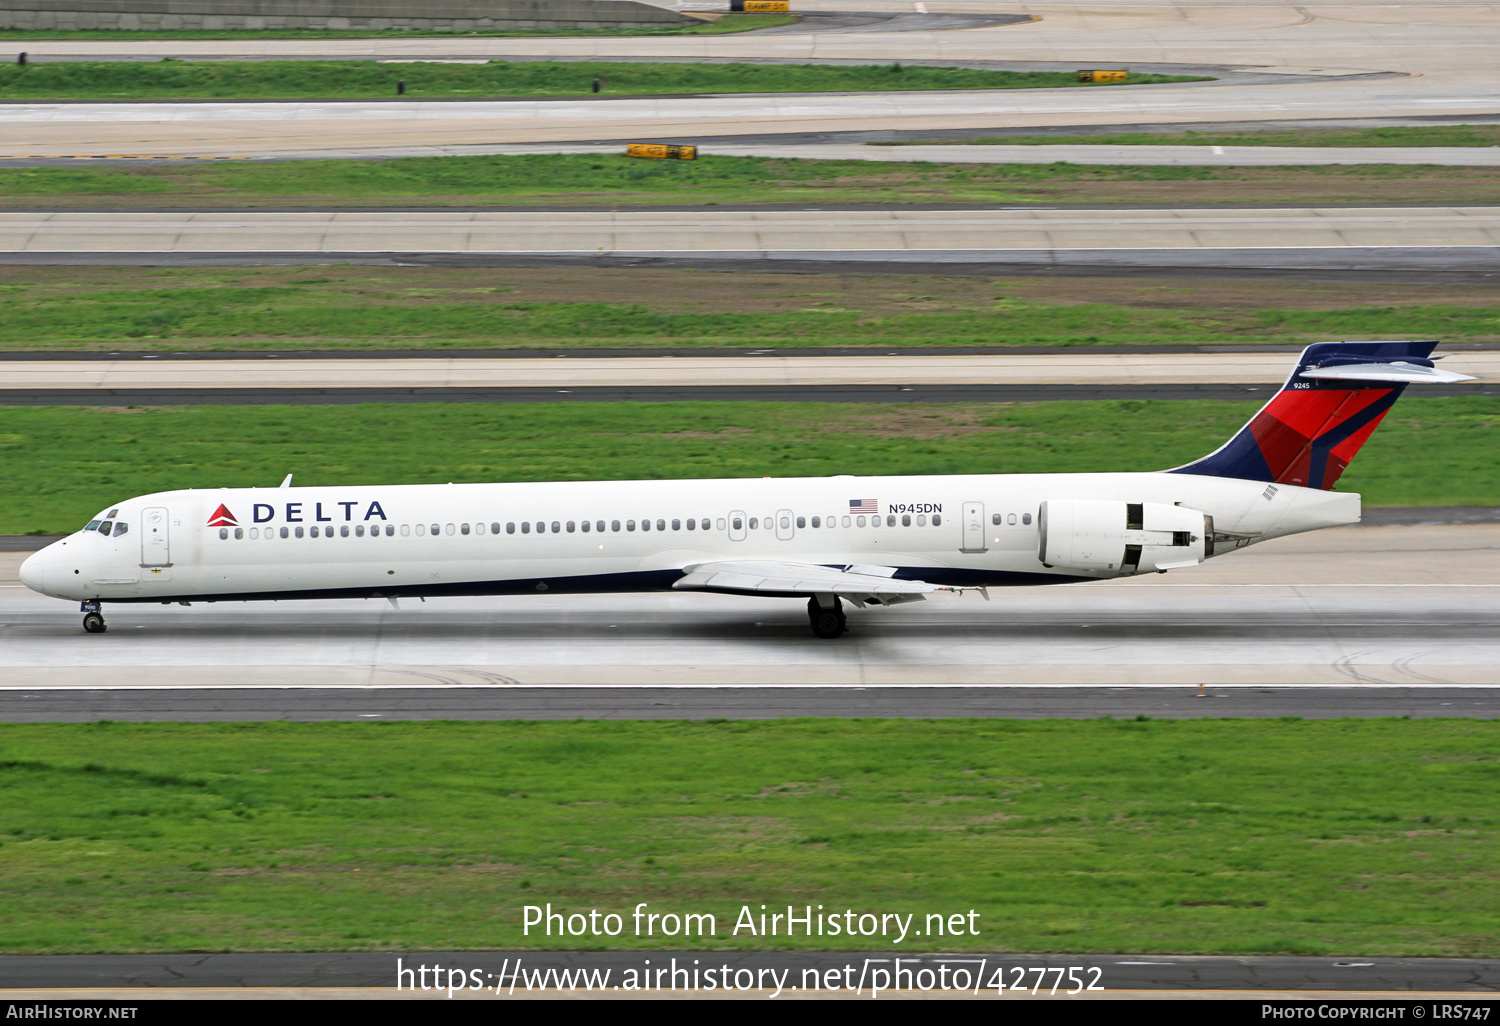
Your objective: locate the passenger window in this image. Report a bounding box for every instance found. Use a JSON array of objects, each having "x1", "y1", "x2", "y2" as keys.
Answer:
[
  {"x1": 401, "y1": 524, "x2": 410, "y2": 537},
  {"x1": 430, "y1": 524, "x2": 439, "y2": 535},
  {"x1": 700, "y1": 519, "x2": 710, "y2": 531},
  {"x1": 796, "y1": 516, "x2": 805, "y2": 529},
  {"x1": 627, "y1": 520, "x2": 636, "y2": 532},
  {"x1": 992, "y1": 513, "x2": 1002, "y2": 525},
  {"x1": 917, "y1": 515, "x2": 926, "y2": 526},
  {"x1": 522, "y1": 522, "x2": 531, "y2": 534},
  {"x1": 686, "y1": 518, "x2": 695, "y2": 531},
  {"x1": 612, "y1": 521, "x2": 621, "y2": 532},
  {"x1": 476, "y1": 522, "x2": 485, "y2": 536},
  {"x1": 1023, "y1": 513, "x2": 1032, "y2": 525},
  {"x1": 536, "y1": 522, "x2": 546, "y2": 534},
  {"x1": 445, "y1": 524, "x2": 455, "y2": 536},
  {"x1": 811, "y1": 516, "x2": 820, "y2": 528},
  {"x1": 415, "y1": 524, "x2": 424, "y2": 537},
  {"x1": 581, "y1": 521, "x2": 590, "y2": 533},
  {"x1": 551, "y1": 521, "x2": 560, "y2": 534},
  {"x1": 250, "y1": 528, "x2": 259, "y2": 539},
  {"x1": 656, "y1": 519, "x2": 665, "y2": 532},
  {"x1": 354, "y1": 525, "x2": 363, "y2": 537},
  {"x1": 507, "y1": 523, "x2": 515, "y2": 534},
  {"x1": 597, "y1": 521, "x2": 606, "y2": 533},
  {"x1": 310, "y1": 526, "x2": 319, "y2": 538},
  {"x1": 901, "y1": 514, "x2": 911, "y2": 527},
  {"x1": 887, "y1": 515, "x2": 897, "y2": 527},
  {"x1": 461, "y1": 523, "x2": 471, "y2": 535},
  {"x1": 672, "y1": 519, "x2": 680, "y2": 531},
  {"x1": 933, "y1": 514, "x2": 942, "y2": 526},
  {"x1": 1008, "y1": 513, "x2": 1016, "y2": 526},
  {"x1": 856, "y1": 516, "x2": 866, "y2": 527},
  {"x1": 219, "y1": 527, "x2": 228, "y2": 540},
  {"x1": 748, "y1": 517, "x2": 758, "y2": 530},
  {"x1": 732, "y1": 518, "x2": 743, "y2": 531},
  {"x1": 491, "y1": 522, "x2": 500, "y2": 535},
  {"x1": 280, "y1": 527, "x2": 290, "y2": 539},
  {"x1": 641, "y1": 519, "x2": 650, "y2": 532},
  {"x1": 294, "y1": 526, "x2": 304, "y2": 538},
  {"x1": 716, "y1": 518, "x2": 726, "y2": 531},
  {"x1": 567, "y1": 521, "x2": 576, "y2": 533},
  {"x1": 842, "y1": 516, "x2": 851, "y2": 528},
  {"x1": 234, "y1": 528, "x2": 243, "y2": 539}
]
